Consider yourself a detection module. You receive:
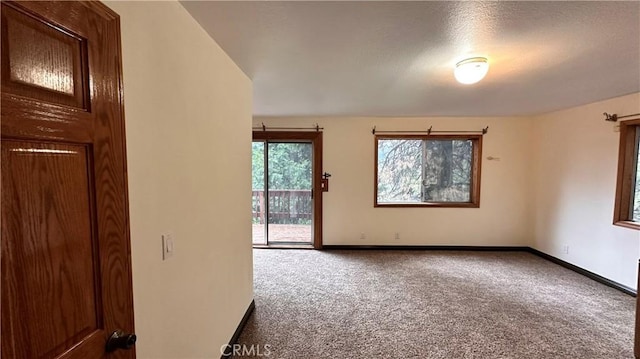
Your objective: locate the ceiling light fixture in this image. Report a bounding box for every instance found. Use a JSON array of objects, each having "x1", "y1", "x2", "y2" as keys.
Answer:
[{"x1": 454, "y1": 57, "x2": 489, "y2": 85}]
